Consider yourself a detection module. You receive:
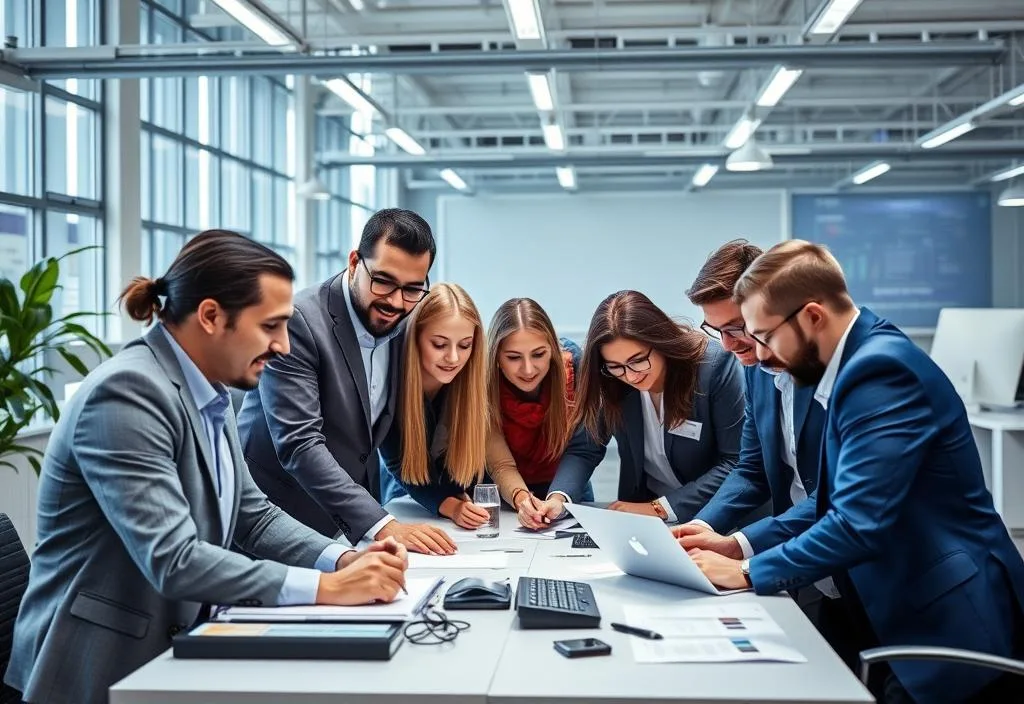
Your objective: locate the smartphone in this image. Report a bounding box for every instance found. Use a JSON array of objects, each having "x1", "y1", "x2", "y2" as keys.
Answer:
[{"x1": 553, "y1": 637, "x2": 612, "y2": 658}]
